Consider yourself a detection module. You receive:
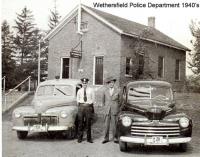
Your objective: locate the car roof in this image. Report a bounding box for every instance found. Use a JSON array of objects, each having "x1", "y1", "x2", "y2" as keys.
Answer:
[
  {"x1": 127, "y1": 80, "x2": 172, "y2": 87},
  {"x1": 38, "y1": 79, "x2": 81, "y2": 87}
]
